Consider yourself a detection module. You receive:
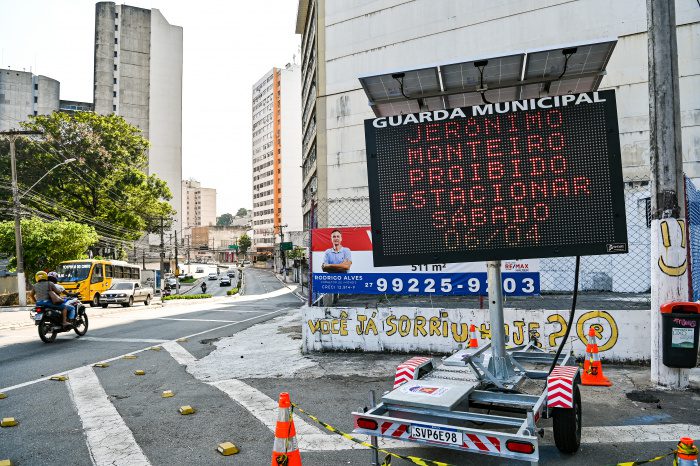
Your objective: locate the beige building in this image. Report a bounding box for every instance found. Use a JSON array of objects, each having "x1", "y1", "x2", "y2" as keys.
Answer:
[
  {"x1": 191, "y1": 215, "x2": 252, "y2": 263},
  {"x1": 182, "y1": 179, "x2": 217, "y2": 235}
]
